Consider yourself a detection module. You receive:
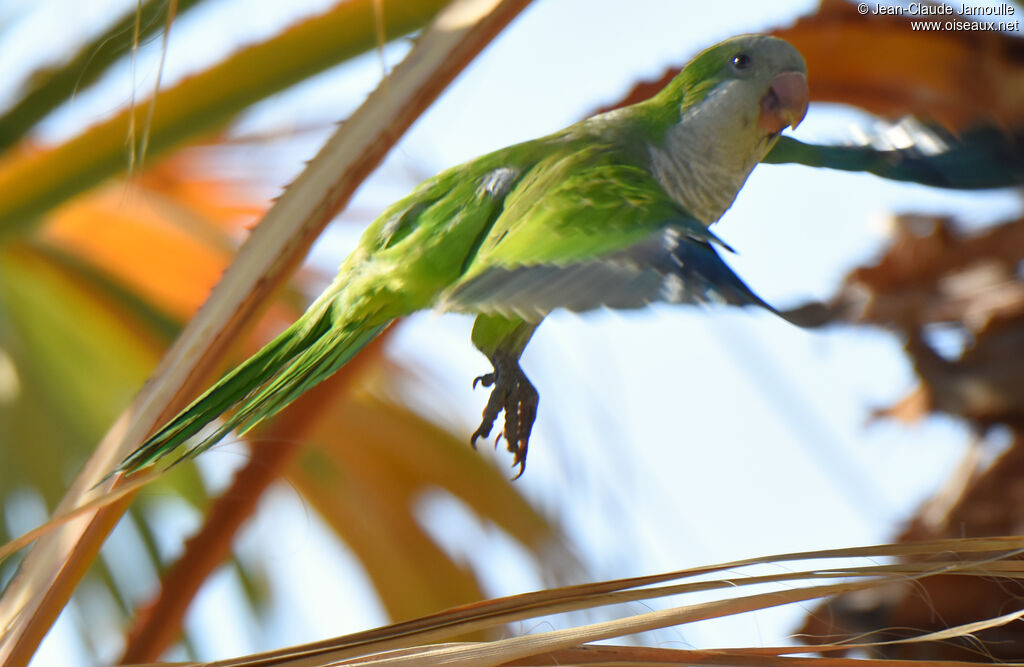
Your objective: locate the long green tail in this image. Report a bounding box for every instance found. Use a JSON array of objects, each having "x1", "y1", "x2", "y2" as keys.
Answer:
[{"x1": 117, "y1": 303, "x2": 385, "y2": 475}]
